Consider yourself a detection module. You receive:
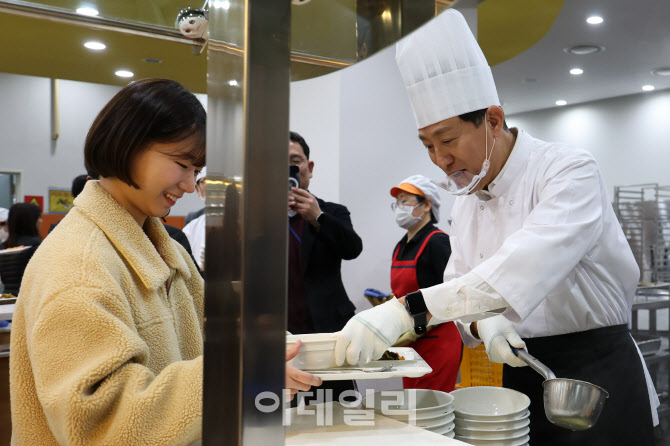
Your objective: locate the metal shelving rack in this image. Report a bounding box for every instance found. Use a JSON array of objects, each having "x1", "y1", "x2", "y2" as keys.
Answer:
[
  {"x1": 614, "y1": 184, "x2": 670, "y2": 283},
  {"x1": 618, "y1": 185, "x2": 670, "y2": 434}
]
